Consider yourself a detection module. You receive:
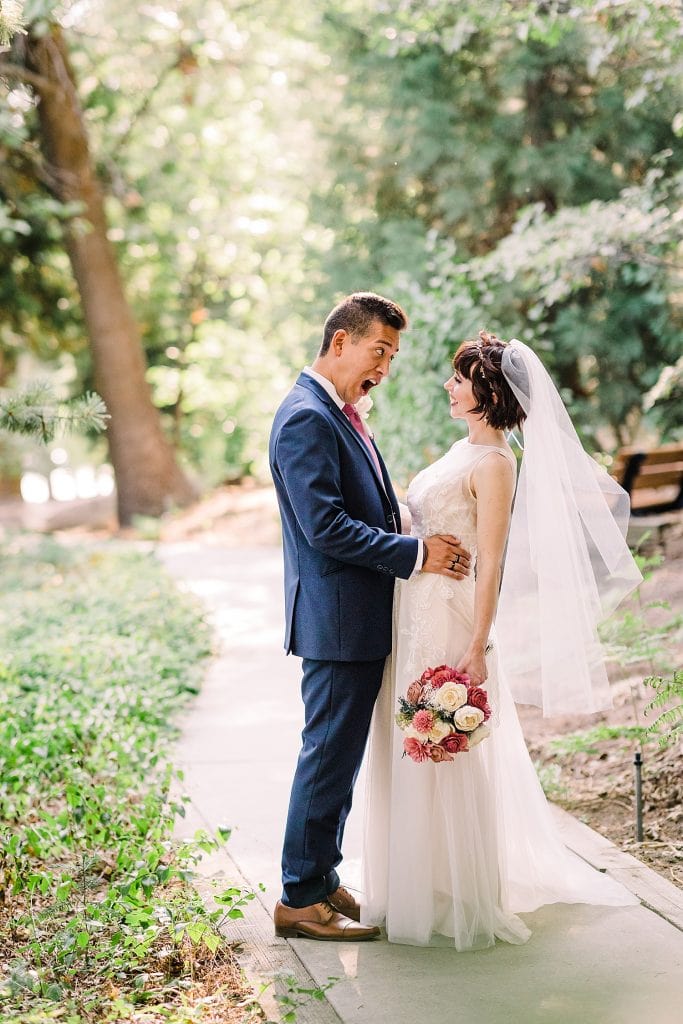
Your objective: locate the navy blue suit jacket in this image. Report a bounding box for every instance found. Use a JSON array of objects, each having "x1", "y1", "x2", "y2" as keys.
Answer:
[{"x1": 269, "y1": 373, "x2": 419, "y2": 662}]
